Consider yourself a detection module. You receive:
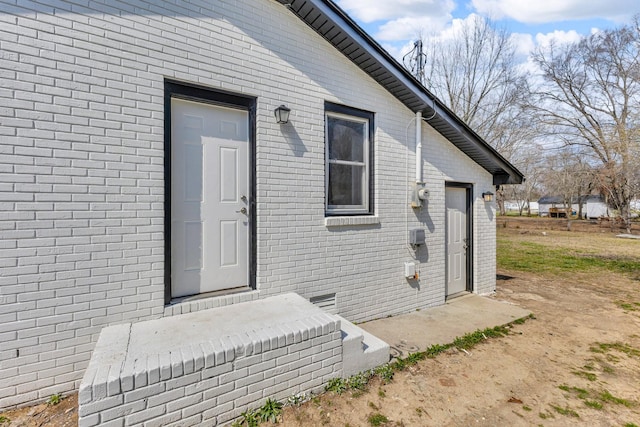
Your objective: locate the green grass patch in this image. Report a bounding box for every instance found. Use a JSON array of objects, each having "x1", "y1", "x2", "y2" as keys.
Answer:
[
  {"x1": 424, "y1": 343, "x2": 449, "y2": 358},
  {"x1": 572, "y1": 370, "x2": 597, "y2": 381},
  {"x1": 616, "y1": 301, "x2": 640, "y2": 311},
  {"x1": 374, "y1": 364, "x2": 394, "y2": 384},
  {"x1": 325, "y1": 377, "x2": 348, "y2": 394},
  {"x1": 47, "y1": 394, "x2": 62, "y2": 406},
  {"x1": 367, "y1": 413, "x2": 389, "y2": 426},
  {"x1": 347, "y1": 371, "x2": 373, "y2": 392},
  {"x1": 232, "y1": 398, "x2": 283, "y2": 427},
  {"x1": 390, "y1": 323, "x2": 515, "y2": 371},
  {"x1": 591, "y1": 342, "x2": 640, "y2": 358},
  {"x1": 584, "y1": 400, "x2": 603, "y2": 409},
  {"x1": 452, "y1": 325, "x2": 510, "y2": 350},
  {"x1": 559, "y1": 385, "x2": 590, "y2": 399},
  {"x1": 233, "y1": 410, "x2": 260, "y2": 427},
  {"x1": 497, "y1": 238, "x2": 640, "y2": 276},
  {"x1": 598, "y1": 390, "x2": 634, "y2": 407},
  {"x1": 259, "y1": 398, "x2": 283, "y2": 423},
  {"x1": 557, "y1": 382, "x2": 636, "y2": 411},
  {"x1": 550, "y1": 404, "x2": 580, "y2": 418}
]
